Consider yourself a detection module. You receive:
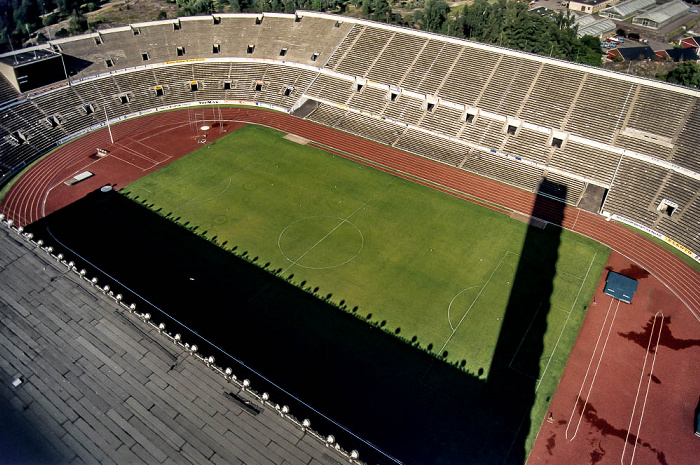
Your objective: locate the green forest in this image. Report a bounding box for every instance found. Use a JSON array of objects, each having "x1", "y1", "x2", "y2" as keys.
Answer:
[{"x1": 1, "y1": 0, "x2": 601, "y2": 66}]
